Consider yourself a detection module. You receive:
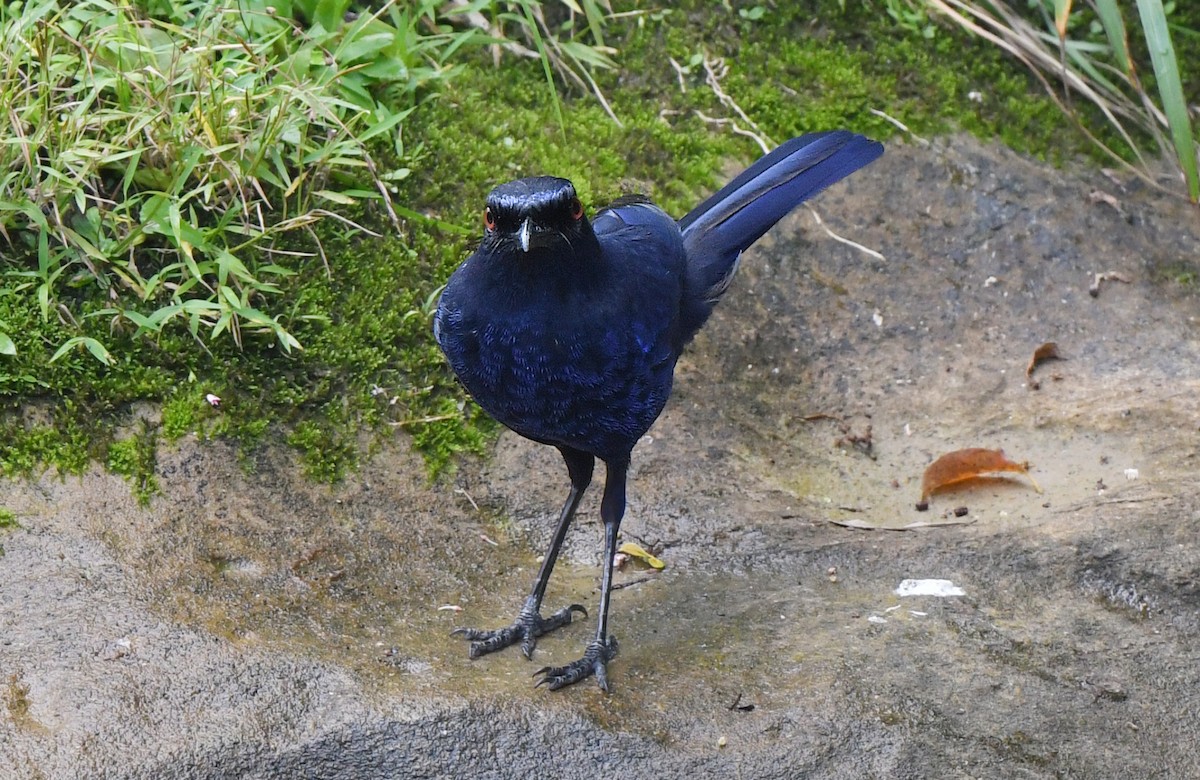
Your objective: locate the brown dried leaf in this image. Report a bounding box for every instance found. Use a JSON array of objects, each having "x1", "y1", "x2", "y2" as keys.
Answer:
[
  {"x1": 921, "y1": 448, "x2": 1043, "y2": 501},
  {"x1": 1026, "y1": 342, "x2": 1063, "y2": 378}
]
